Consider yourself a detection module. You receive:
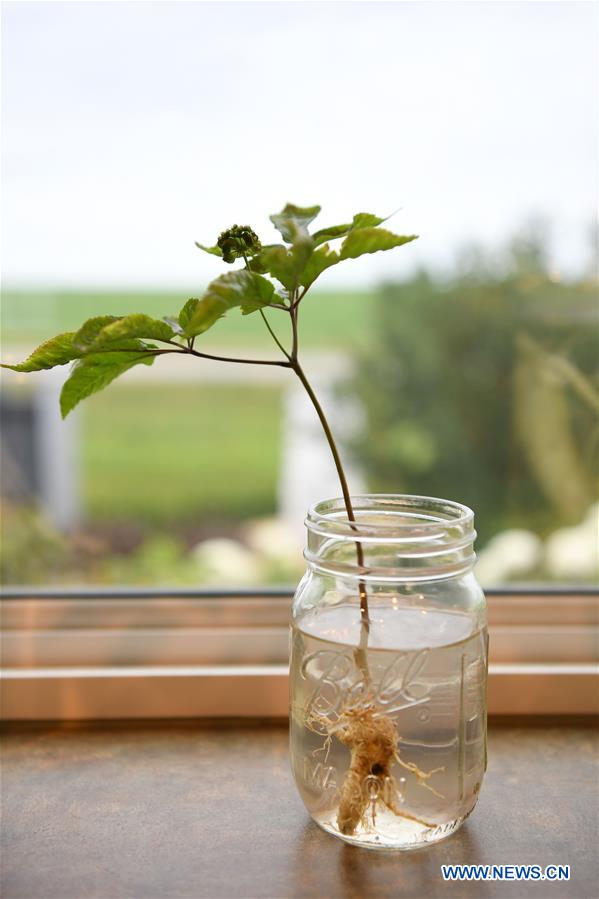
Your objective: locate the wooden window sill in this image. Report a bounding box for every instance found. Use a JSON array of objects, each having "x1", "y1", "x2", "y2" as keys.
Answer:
[{"x1": 1, "y1": 719, "x2": 596, "y2": 898}]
